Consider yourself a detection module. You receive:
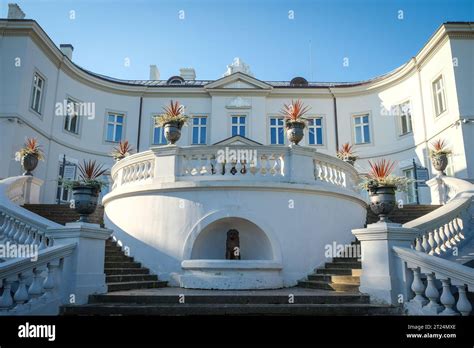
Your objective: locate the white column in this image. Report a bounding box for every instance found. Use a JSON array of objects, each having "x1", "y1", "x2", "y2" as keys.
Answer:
[
  {"x1": 352, "y1": 222, "x2": 419, "y2": 305},
  {"x1": 426, "y1": 177, "x2": 447, "y2": 205},
  {"x1": 23, "y1": 177, "x2": 44, "y2": 204},
  {"x1": 287, "y1": 146, "x2": 316, "y2": 184},
  {"x1": 46, "y1": 222, "x2": 112, "y2": 304}
]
